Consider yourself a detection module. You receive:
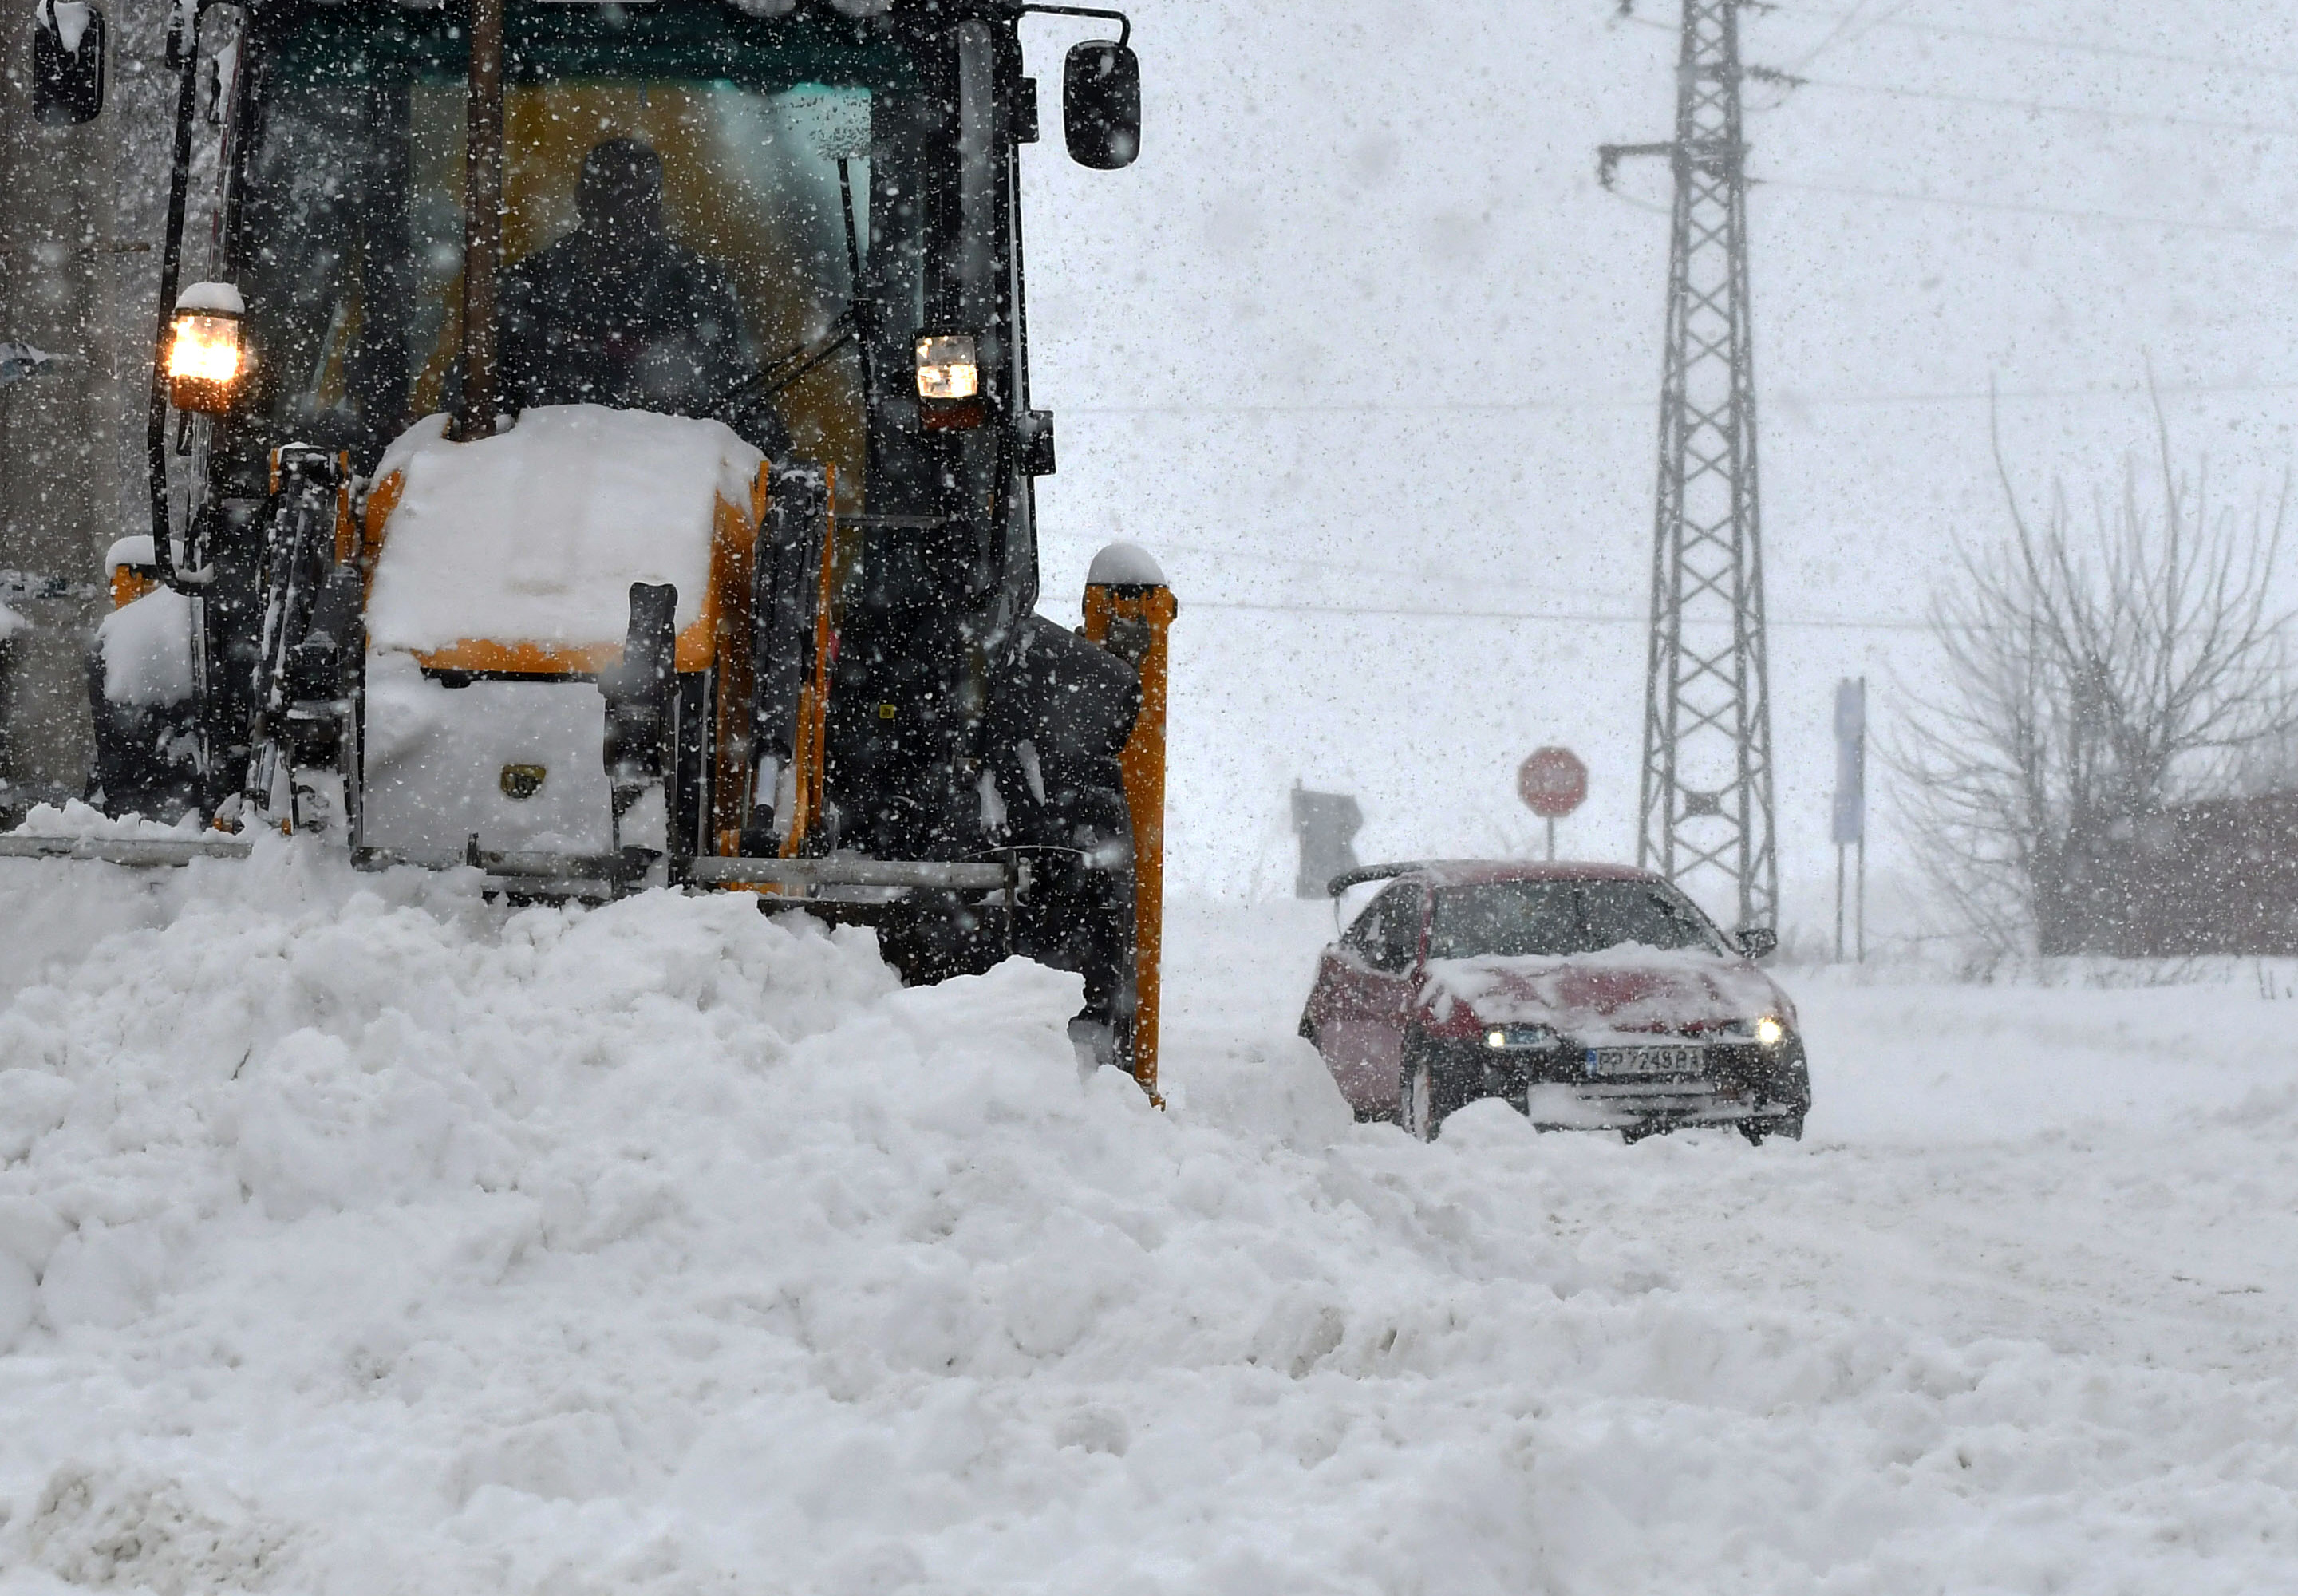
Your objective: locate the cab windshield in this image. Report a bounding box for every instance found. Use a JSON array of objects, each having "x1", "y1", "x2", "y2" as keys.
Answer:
[
  {"x1": 1429, "y1": 879, "x2": 1726, "y2": 960},
  {"x1": 235, "y1": 4, "x2": 926, "y2": 492}
]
